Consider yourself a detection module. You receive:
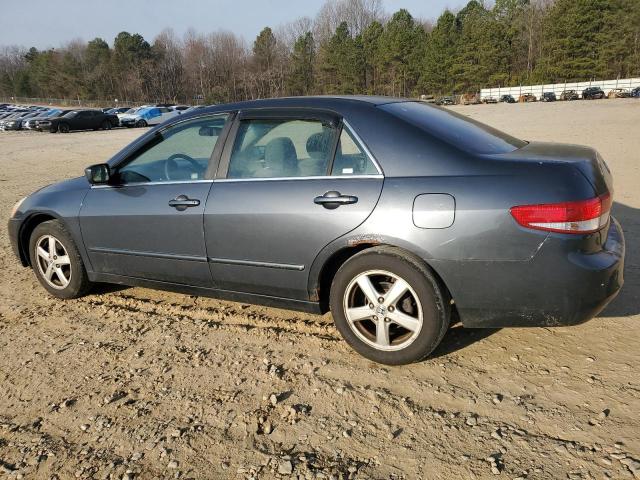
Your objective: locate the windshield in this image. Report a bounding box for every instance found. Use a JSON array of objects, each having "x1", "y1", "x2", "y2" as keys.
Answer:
[
  {"x1": 45, "y1": 109, "x2": 61, "y2": 117},
  {"x1": 380, "y1": 101, "x2": 526, "y2": 155},
  {"x1": 63, "y1": 111, "x2": 78, "y2": 118}
]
